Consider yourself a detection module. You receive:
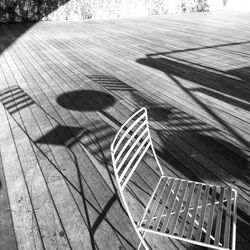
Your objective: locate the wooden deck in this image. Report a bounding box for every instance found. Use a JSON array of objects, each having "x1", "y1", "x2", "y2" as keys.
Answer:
[{"x1": 0, "y1": 10, "x2": 249, "y2": 250}]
